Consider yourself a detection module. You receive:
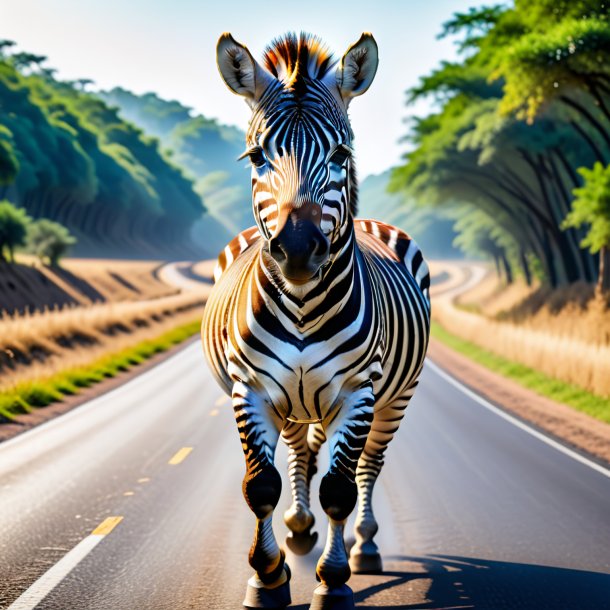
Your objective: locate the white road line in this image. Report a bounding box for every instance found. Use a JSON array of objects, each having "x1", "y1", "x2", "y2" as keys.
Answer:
[
  {"x1": 426, "y1": 360, "x2": 610, "y2": 480},
  {"x1": 7, "y1": 517, "x2": 123, "y2": 610}
]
